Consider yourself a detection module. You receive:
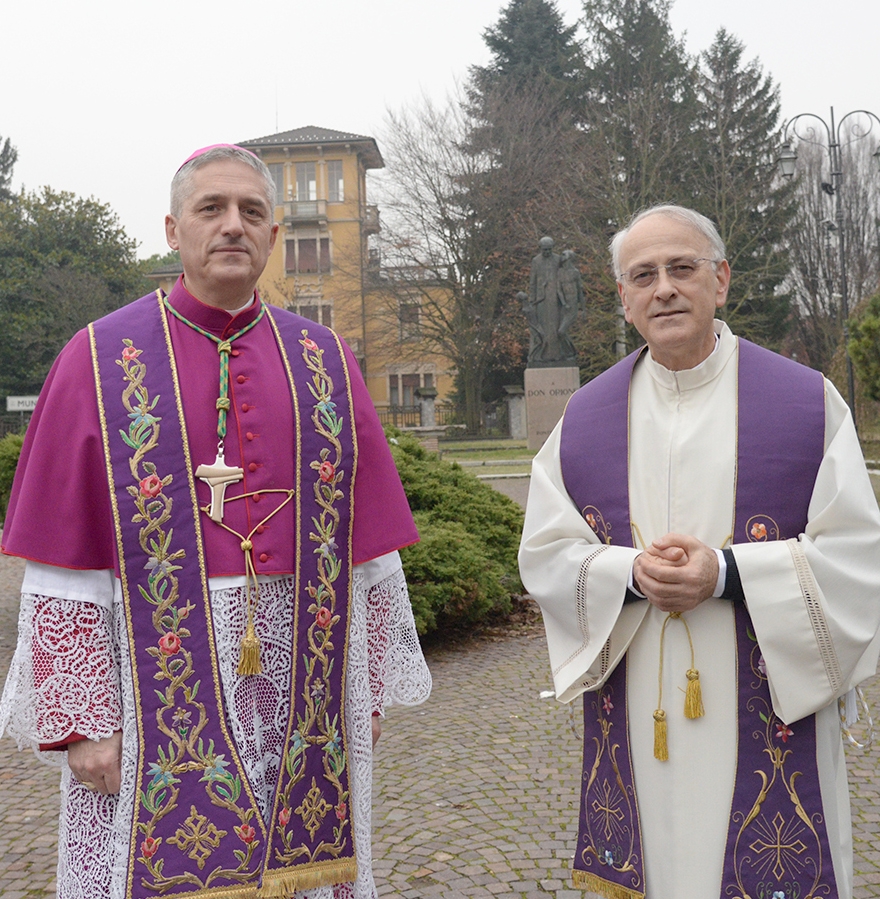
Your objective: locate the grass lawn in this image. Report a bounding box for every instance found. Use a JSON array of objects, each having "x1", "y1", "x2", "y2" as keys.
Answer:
[
  {"x1": 433, "y1": 438, "x2": 880, "y2": 501},
  {"x1": 438, "y1": 439, "x2": 534, "y2": 463}
]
